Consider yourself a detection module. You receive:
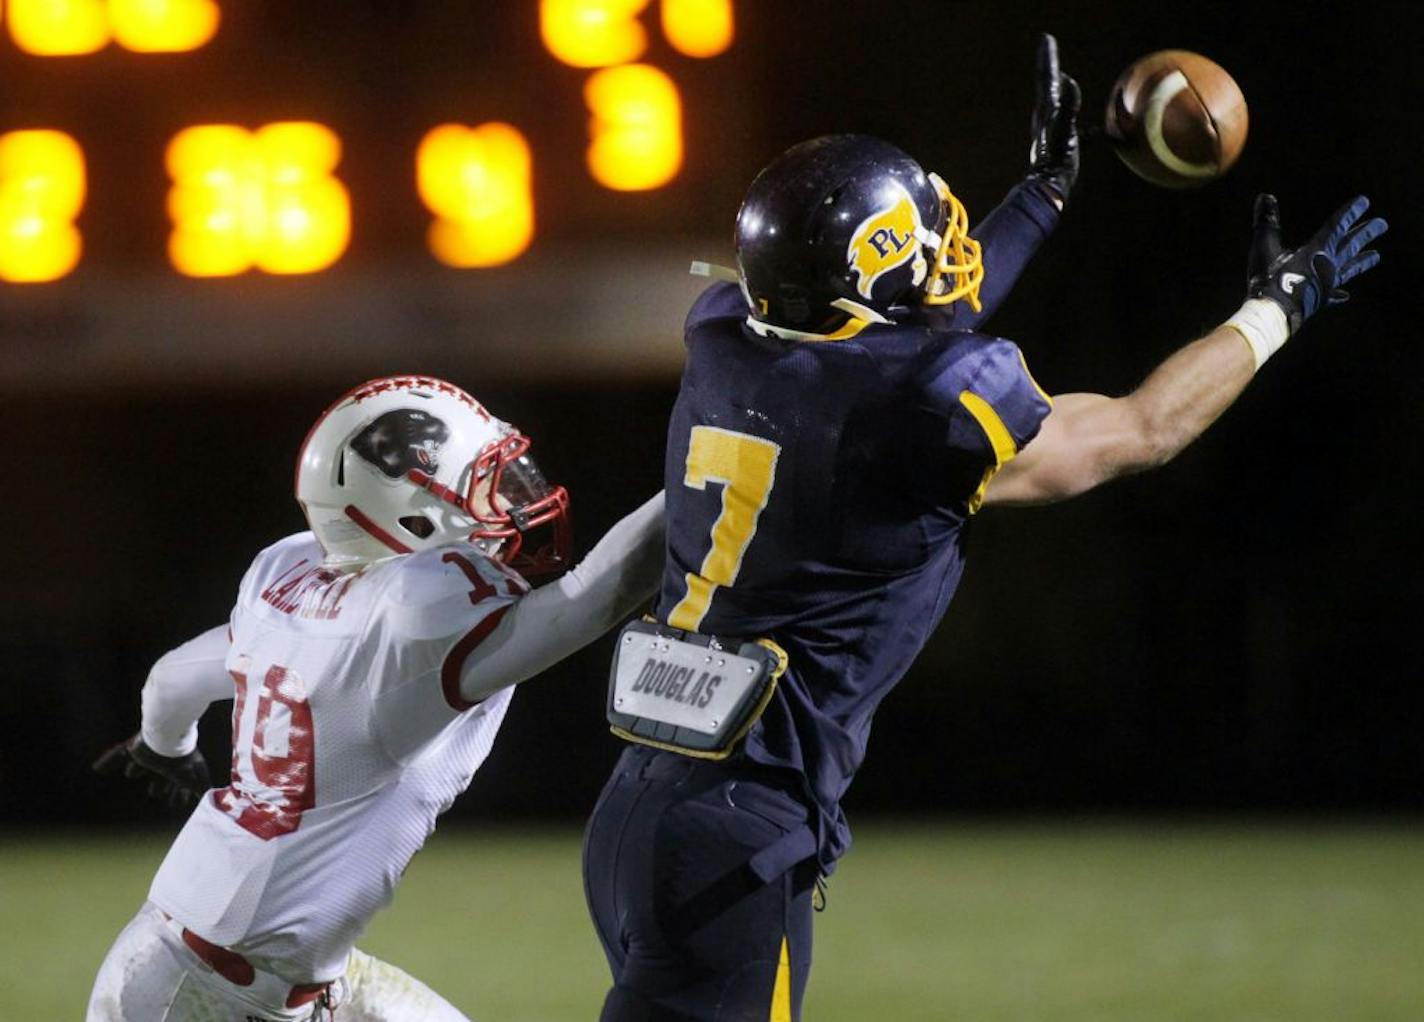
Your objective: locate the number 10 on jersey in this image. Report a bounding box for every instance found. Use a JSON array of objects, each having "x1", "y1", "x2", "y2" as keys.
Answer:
[{"x1": 666, "y1": 426, "x2": 780, "y2": 632}]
